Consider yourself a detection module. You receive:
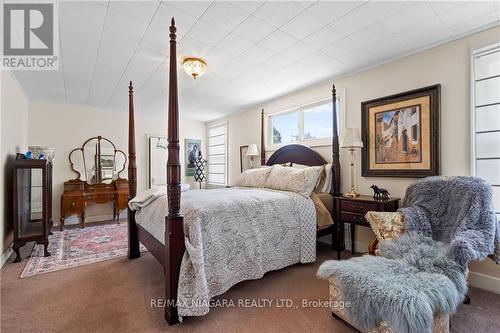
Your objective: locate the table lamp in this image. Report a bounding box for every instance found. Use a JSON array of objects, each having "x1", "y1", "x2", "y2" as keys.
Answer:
[
  {"x1": 246, "y1": 144, "x2": 259, "y2": 169},
  {"x1": 340, "y1": 128, "x2": 363, "y2": 198}
]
